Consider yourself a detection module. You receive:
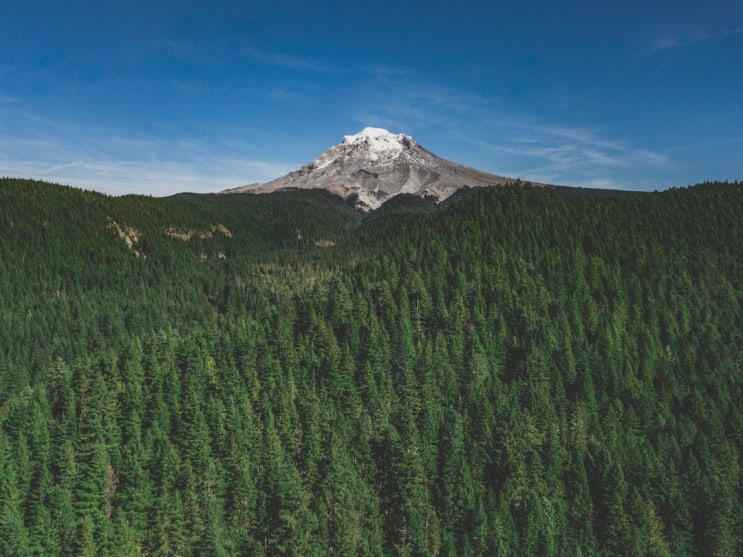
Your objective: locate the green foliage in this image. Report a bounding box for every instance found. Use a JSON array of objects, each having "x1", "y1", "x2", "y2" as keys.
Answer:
[{"x1": 0, "y1": 177, "x2": 741, "y2": 555}]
